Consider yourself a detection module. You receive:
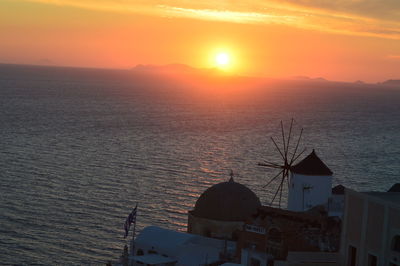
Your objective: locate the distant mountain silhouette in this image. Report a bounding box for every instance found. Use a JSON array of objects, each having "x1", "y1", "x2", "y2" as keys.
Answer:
[
  {"x1": 129, "y1": 64, "x2": 391, "y2": 90},
  {"x1": 380, "y1": 79, "x2": 400, "y2": 86},
  {"x1": 131, "y1": 63, "x2": 220, "y2": 76},
  {"x1": 291, "y1": 76, "x2": 329, "y2": 82},
  {"x1": 133, "y1": 63, "x2": 194, "y2": 72},
  {"x1": 131, "y1": 65, "x2": 400, "y2": 88},
  {"x1": 314, "y1": 77, "x2": 329, "y2": 82},
  {"x1": 128, "y1": 63, "x2": 271, "y2": 91},
  {"x1": 3, "y1": 63, "x2": 397, "y2": 92},
  {"x1": 291, "y1": 75, "x2": 311, "y2": 80}
]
